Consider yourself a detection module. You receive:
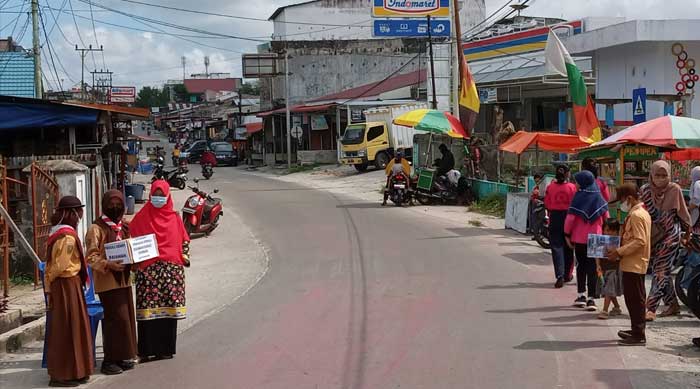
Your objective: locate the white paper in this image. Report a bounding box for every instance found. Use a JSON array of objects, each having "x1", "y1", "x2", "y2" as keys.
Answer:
[
  {"x1": 587, "y1": 234, "x2": 621, "y2": 258},
  {"x1": 129, "y1": 234, "x2": 160, "y2": 263},
  {"x1": 105, "y1": 240, "x2": 131, "y2": 264}
]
